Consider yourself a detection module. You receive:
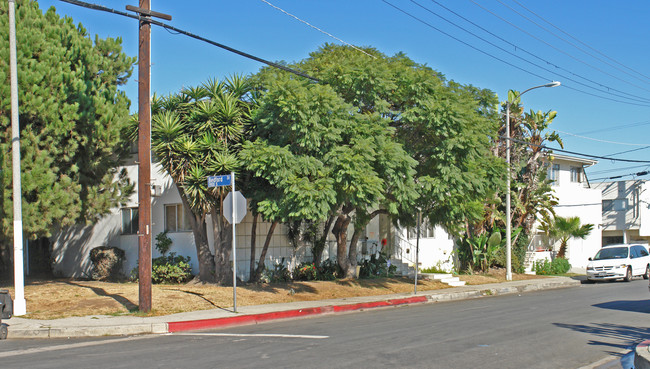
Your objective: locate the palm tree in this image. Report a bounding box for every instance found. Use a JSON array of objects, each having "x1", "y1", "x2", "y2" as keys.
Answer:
[
  {"x1": 130, "y1": 75, "x2": 253, "y2": 283},
  {"x1": 539, "y1": 216, "x2": 594, "y2": 259}
]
